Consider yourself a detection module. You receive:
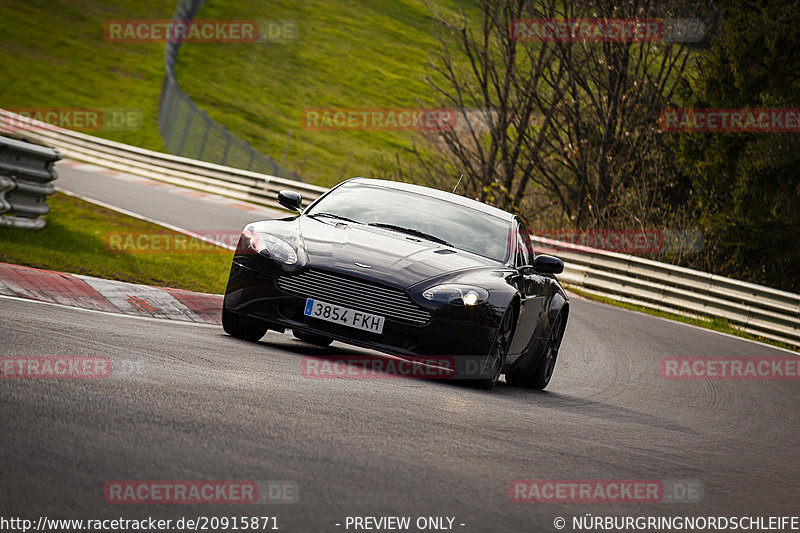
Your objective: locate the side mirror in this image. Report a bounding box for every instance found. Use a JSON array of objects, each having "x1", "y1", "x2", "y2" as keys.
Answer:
[
  {"x1": 523, "y1": 254, "x2": 564, "y2": 275},
  {"x1": 277, "y1": 190, "x2": 303, "y2": 212}
]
